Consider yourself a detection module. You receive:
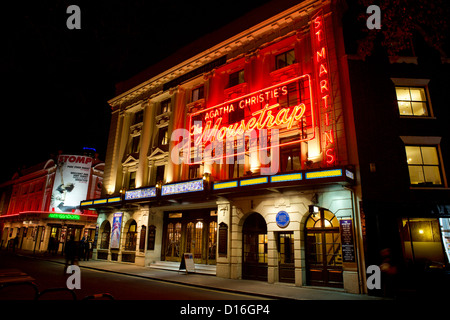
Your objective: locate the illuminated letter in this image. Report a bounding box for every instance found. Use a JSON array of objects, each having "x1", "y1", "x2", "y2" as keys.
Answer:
[
  {"x1": 366, "y1": 5, "x2": 381, "y2": 30},
  {"x1": 326, "y1": 148, "x2": 335, "y2": 165},
  {"x1": 316, "y1": 47, "x2": 326, "y2": 62},
  {"x1": 320, "y1": 80, "x2": 328, "y2": 93},
  {"x1": 314, "y1": 16, "x2": 322, "y2": 29},
  {"x1": 66, "y1": 5, "x2": 81, "y2": 30},
  {"x1": 325, "y1": 129, "x2": 334, "y2": 146},
  {"x1": 322, "y1": 95, "x2": 329, "y2": 109},
  {"x1": 325, "y1": 112, "x2": 330, "y2": 126},
  {"x1": 319, "y1": 64, "x2": 328, "y2": 77},
  {"x1": 287, "y1": 104, "x2": 305, "y2": 129},
  {"x1": 315, "y1": 30, "x2": 323, "y2": 43}
]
